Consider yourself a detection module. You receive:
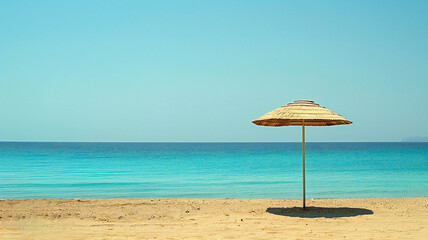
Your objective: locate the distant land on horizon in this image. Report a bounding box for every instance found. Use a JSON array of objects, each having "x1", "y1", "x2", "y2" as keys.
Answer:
[{"x1": 401, "y1": 136, "x2": 428, "y2": 142}]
